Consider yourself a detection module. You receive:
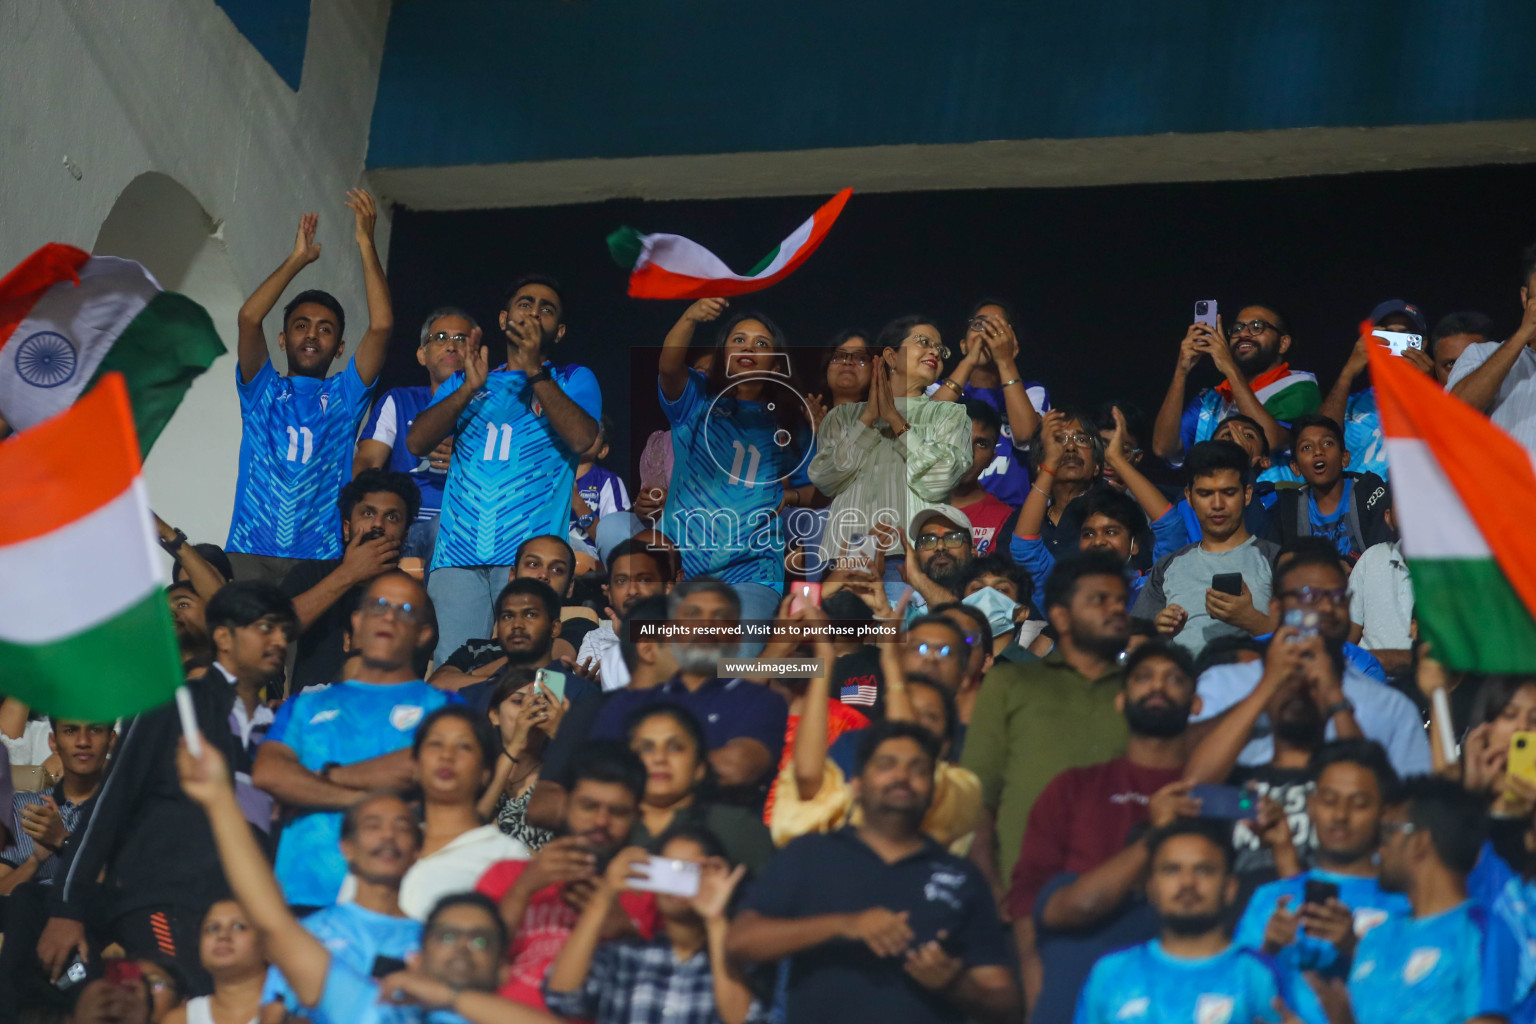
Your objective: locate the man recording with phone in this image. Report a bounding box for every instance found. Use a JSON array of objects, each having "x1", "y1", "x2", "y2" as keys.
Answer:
[{"x1": 1317, "y1": 300, "x2": 1435, "y2": 483}]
